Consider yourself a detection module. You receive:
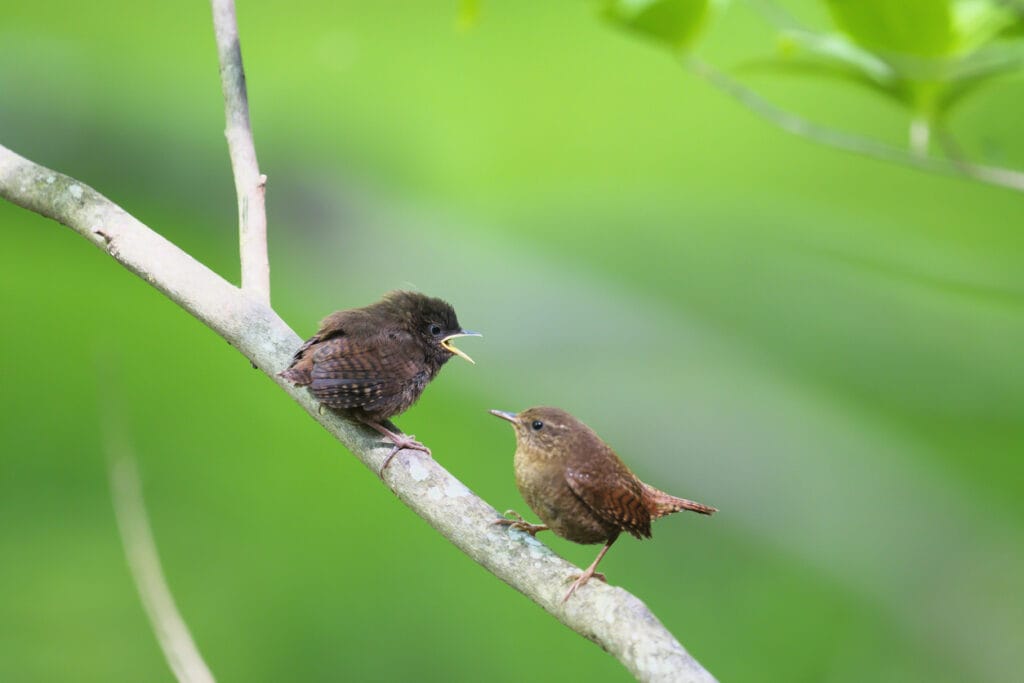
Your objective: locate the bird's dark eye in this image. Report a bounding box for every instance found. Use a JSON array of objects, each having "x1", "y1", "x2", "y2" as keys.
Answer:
[
  {"x1": 531, "y1": 420, "x2": 544, "y2": 431},
  {"x1": 429, "y1": 324, "x2": 442, "y2": 337}
]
